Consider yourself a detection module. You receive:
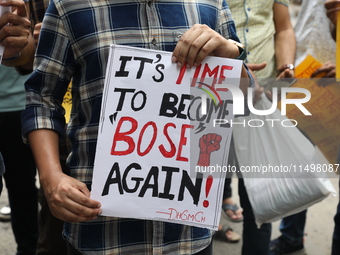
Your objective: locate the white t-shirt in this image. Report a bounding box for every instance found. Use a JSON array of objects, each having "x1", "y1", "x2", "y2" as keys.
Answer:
[{"x1": 294, "y1": 0, "x2": 336, "y2": 66}]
